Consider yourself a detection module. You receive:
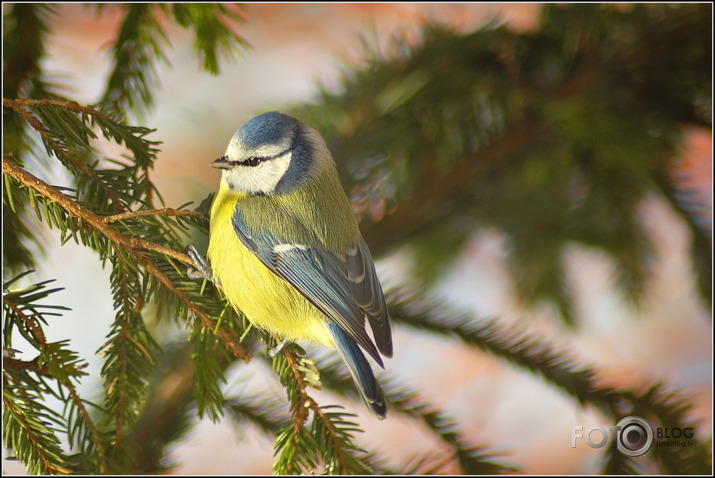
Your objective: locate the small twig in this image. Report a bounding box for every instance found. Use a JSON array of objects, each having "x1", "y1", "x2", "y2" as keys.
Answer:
[
  {"x1": 3, "y1": 98, "x2": 126, "y2": 213},
  {"x1": 283, "y1": 347, "x2": 349, "y2": 474},
  {"x1": 138, "y1": 254, "x2": 250, "y2": 361},
  {"x1": 129, "y1": 237, "x2": 196, "y2": 267},
  {"x1": 3, "y1": 297, "x2": 47, "y2": 345},
  {"x1": 3, "y1": 286, "x2": 108, "y2": 472},
  {"x1": 2, "y1": 389, "x2": 74, "y2": 475},
  {"x1": 3, "y1": 357, "x2": 52, "y2": 377},
  {"x1": 5, "y1": 98, "x2": 113, "y2": 120},
  {"x1": 102, "y1": 208, "x2": 206, "y2": 224}
]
